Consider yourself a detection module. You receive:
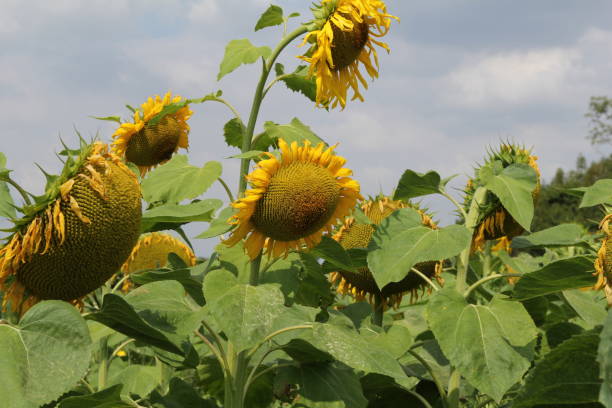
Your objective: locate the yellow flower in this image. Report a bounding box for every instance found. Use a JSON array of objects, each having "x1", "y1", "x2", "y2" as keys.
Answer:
[
  {"x1": 466, "y1": 144, "x2": 541, "y2": 252},
  {"x1": 0, "y1": 142, "x2": 141, "y2": 315},
  {"x1": 112, "y1": 92, "x2": 192, "y2": 175},
  {"x1": 300, "y1": 0, "x2": 398, "y2": 109},
  {"x1": 594, "y1": 213, "x2": 612, "y2": 304},
  {"x1": 224, "y1": 138, "x2": 361, "y2": 259},
  {"x1": 330, "y1": 197, "x2": 444, "y2": 309}
]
